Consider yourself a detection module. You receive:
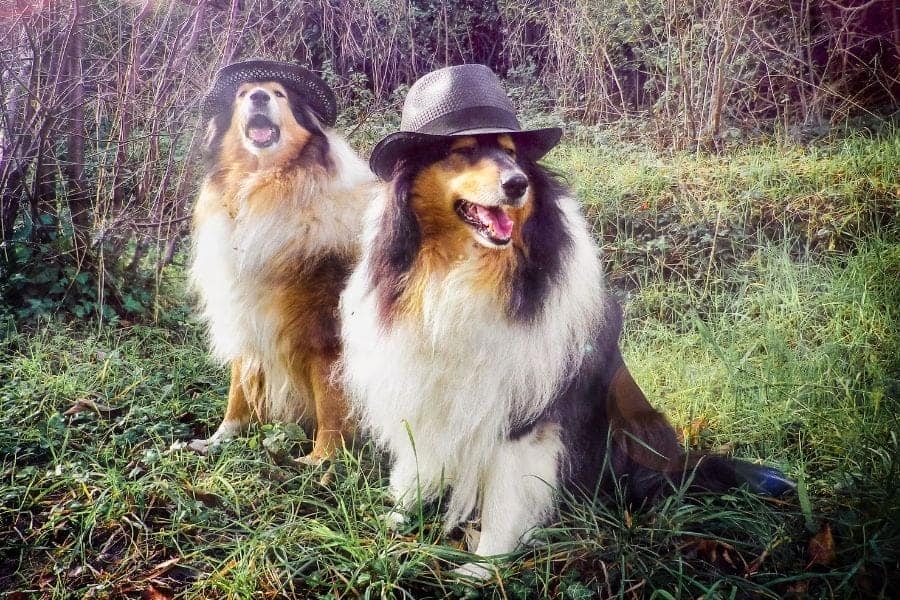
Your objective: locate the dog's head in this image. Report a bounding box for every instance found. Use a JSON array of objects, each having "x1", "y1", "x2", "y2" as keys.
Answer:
[
  {"x1": 204, "y1": 80, "x2": 328, "y2": 169},
  {"x1": 408, "y1": 134, "x2": 532, "y2": 250},
  {"x1": 371, "y1": 133, "x2": 571, "y2": 323}
]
